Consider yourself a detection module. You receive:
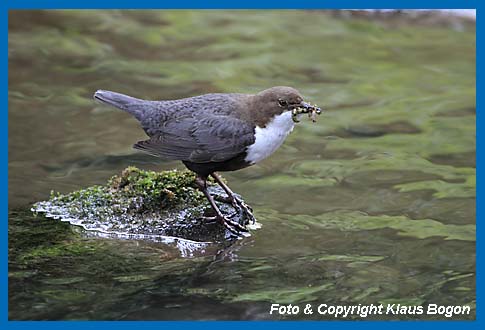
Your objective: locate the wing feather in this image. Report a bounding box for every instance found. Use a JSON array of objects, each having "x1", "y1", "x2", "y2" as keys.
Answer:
[{"x1": 133, "y1": 115, "x2": 255, "y2": 163}]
